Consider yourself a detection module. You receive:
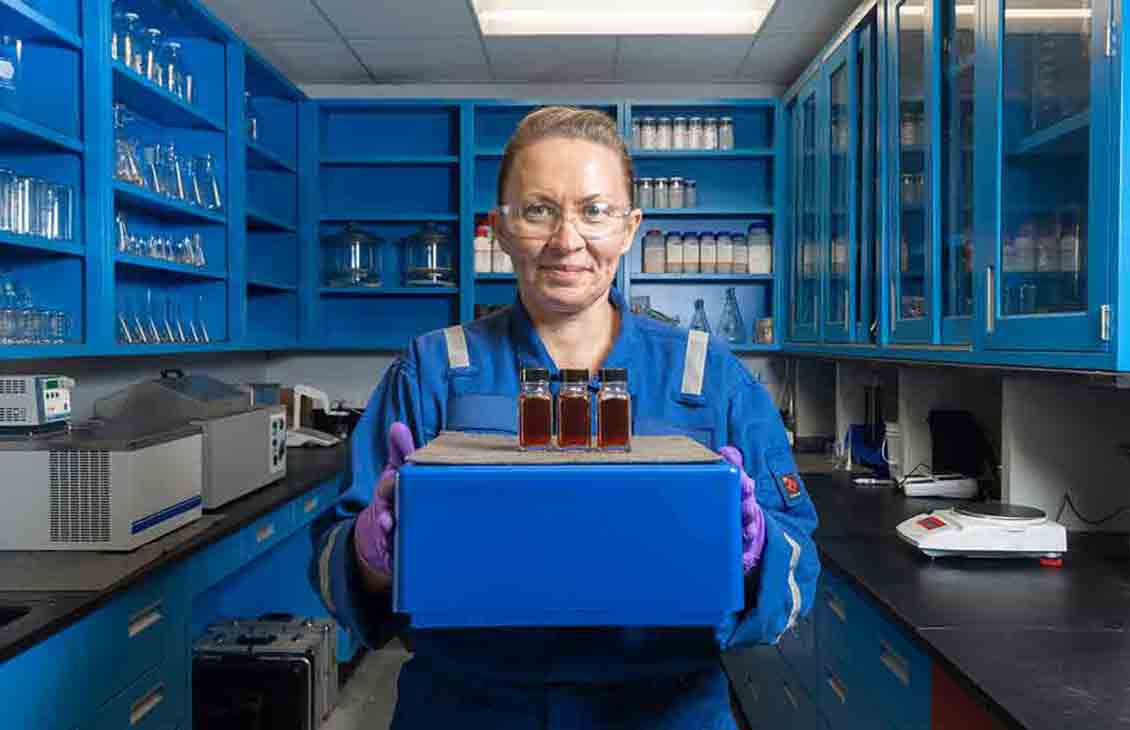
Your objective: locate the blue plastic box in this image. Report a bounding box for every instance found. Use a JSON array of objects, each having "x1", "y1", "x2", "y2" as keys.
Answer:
[{"x1": 393, "y1": 462, "x2": 744, "y2": 628}]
